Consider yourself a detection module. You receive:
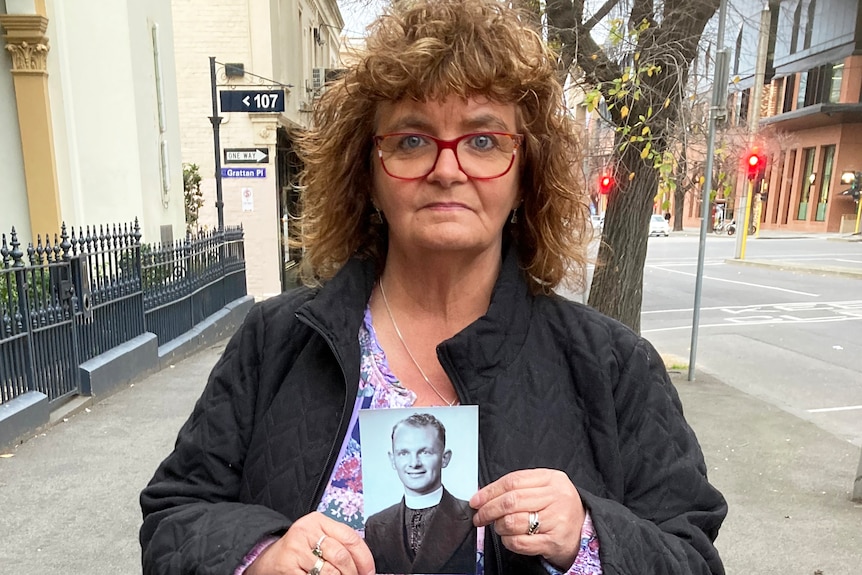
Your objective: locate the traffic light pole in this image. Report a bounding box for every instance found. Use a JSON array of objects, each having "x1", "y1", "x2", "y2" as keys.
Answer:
[
  {"x1": 855, "y1": 199, "x2": 861, "y2": 234},
  {"x1": 738, "y1": 179, "x2": 755, "y2": 259}
]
